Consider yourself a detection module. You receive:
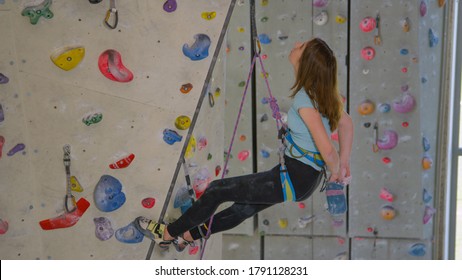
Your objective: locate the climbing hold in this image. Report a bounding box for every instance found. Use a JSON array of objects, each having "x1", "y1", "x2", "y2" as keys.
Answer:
[
  {"x1": 237, "y1": 27, "x2": 245, "y2": 33},
  {"x1": 380, "y1": 205, "x2": 396, "y2": 220},
  {"x1": 0, "y1": 219, "x2": 8, "y2": 234},
  {"x1": 180, "y1": 83, "x2": 193, "y2": 94},
  {"x1": 7, "y1": 143, "x2": 25, "y2": 156},
  {"x1": 409, "y1": 243, "x2": 426, "y2": 257},
  {"x1": 298, "y1": 215, "x2": 314, "y2": 228},
  {"x1": 429, "y1": 28, "x2": 439, "y2": 48},
  {"x1": 401, "y1": 67, "x2": 408, "y2": 73},
  {"x1": 262, "y1": 54, "x2": 268, "y2": 59},
  {"x1": 174, "y1": 185, "x2": 194, "y2": 214},
  {"x1": 258, "y1": 34, "x2": 272, "y2": 44},
  {"x1": 260, "y1": 149, "x2": 270, "y2": 158},
  {"x1": 0, "y1": 136, "x2": 4, "y2": 159},
  {"x1": 163, "y1": 129, "x2": 182, "y2": 145},
  {"x1": 89, "y1": 0, "x2": 103, "y2": 3},
  {"x1": 238, "y1": 46, "x2": 245, "y2": 51},
  {"x1": 401, "y1": 84, "x2": 409, "y2": 92},
  {"x1": 94, "y1": 175, "x2": 126, "y2": 212},
  {"x1": 163, "y1": 0, "x2": 177, "y2": 13},
  {"x1": 377, "y1": 130, "x2": 398, "y2": 150},
  {"x1": 50, "y1": 46, "x2": 85, "y2": 71},
  {"x1": 214, "y1": 87, "x2": 221, "y2": 97},
  {"x1": 313, "y1": 0, "x2": 329, "y2": 8},
  {"x1": 357, "y1": 100, "x2": 375, "y2": 116},
  {"x1": 277, "y1": 31, "x2": 288, "y2": 41},
  {"x1": 0, "y1": 103, "x2": 4, "y2": 124},
  {"x1": 313, "y1": 11, "x2": 328, "y2": 26},
  {"x1": 362, "y1": 68, "x2": 370, "y2": 75},
  {"x1": 382, "y1": 157, "x2": 391, "y2": 164},
  {"x1": 393, "y1": 93, "x2": 416, "y2": 113},
  {"x1": 192, "y1": 168, "x2": 211, "y2": 198},
  {"x1": 238, "y1": 150, "x2": 250, "y2": 161},
  {"x1": 260, "y1": 113, "x2": 269, "y2": 122},
  {"x1": 278, "y1": 218, "x2": 288, "y2": 229},
  {"x1": 422, "y1": 156, "x2": 433, "y2": 170},
  {"x1": 215, "y1": 165, "x2": 221, "y2": 176},
  {"x1": 379, "y1": 187, "x2": 394, "y2": 202},
  {"x1": 261, "y1": 0, "x2": 268, "y2": 6},
  {"x1": 82, "y1": 112, "x2": 103, "y2": 126},
  {"x1": 438, "y1": 0, "x2": 446, "y2": 7},
  {"x1": 325, "y1": 182, "x2": 347, "y2": 215},
  {"x1": 363, "y1": 122, "x2": 371, "y2": 128},
  {"x1": 183, "y1": 34, "x2": 211, "y2": 61},
  {"x1": 21, "y1": 0, "x2": 53, "y2": 25},
  {"x1": 185, "y1": 136, "x2": 196, "y2": 159},
  {"x1": 422, "y1": 136, "x2": 430, "y2": 152},
  {"x1": 189, "y1": 244, "x2": 199, "y2": 255},
  {"x1": 400, "y1": 48, "x2": 409, "y2": 56},
  {"x1": 361, "y1": 46, "x2": 376, "y2": 61},
  {"x1": 401, "y1": 17, "x2": 410, "y2": 32},
  {"x1": 412, "y1": 56, "x2": 419, "y2": 63},
  {"x1": 239, "y1": 135, "x2": 246, "y2": 141},
  {"x1": 94, "y1": 217, "x2": 114, "y2": 241},
  {"x1": 201, "y1": 11, "x2": 216, "y2": 20},
  {"x1": 263, "y1": 219, "x2": 270, "y2": 226},
  {"x1": 197, "y1": 136, "x2": 207, "y2": 151},
  {"x1": 115, "y1": 222, "x2": 144, "y2": 244},
  {"x1": 421, "y1": 77, "x2": 428, "y2": 84},
  {"x1": 298, "y1": 202, "x2": 306, "y2": 209},
  {"x1": 109, "y1": 153, "x2": 135, "y2": 169},
  {"x1": 402, "y1": 122, "x2": 409, "y2": 128},
  {"x1": 261, "y1": 16, "x2": 268, "y2": 22},
  {"x1": 98, "y1": 49, "x2": 134, "y2": 82},
  {"x1": 335, "y1": 15, "x2": 346, "y2": 24},
  {"x1": 175, "y1": 115, "x2": 191, "y2": 130},
  {"x1": 423, "y1": 206, "x2": 436, "y2": 224},
  {"x1": 70, "y1": 176, "x2": 84, "y2": 192},
  {"x1": 420, "y1": 1, "x2": 427, "y2": 17},
  {"x1": 207, "y1": 153, "x2": 212, "y2": 160},
  {"x1": 0, "y1": 73, "x2": 9, "y2": 84},
  {"x1": 141, "y1": 197, "x2": 155, "y2": 209},
  {"x1": 378, "y1": 103, "x2": 391, "y2": 113},
  {"x1": 359, "y1": 16, "x2": 376, "y2": 32},
  {"x1": 423, "y1": 188, "x2": 432, "y2": 203},
  {"x1": 39, "y1": 198, "x2": 90, "y2": 230}
]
